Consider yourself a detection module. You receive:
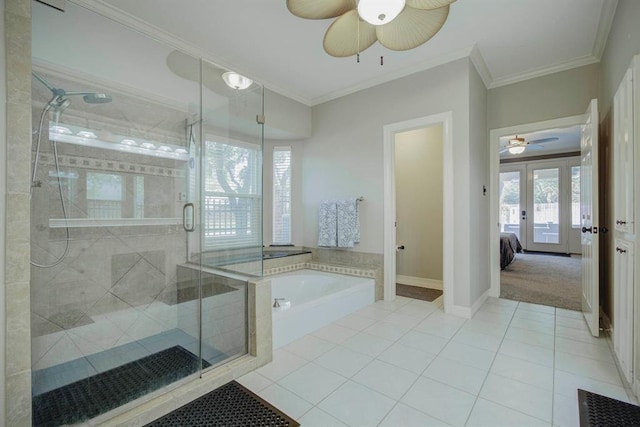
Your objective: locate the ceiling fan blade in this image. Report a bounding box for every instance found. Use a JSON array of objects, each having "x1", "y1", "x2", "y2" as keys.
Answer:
[
  {"x1": 287, "y1": 0, "x2": 356, "y2": 19},
  {"x1": 528, "y1": 137, "x2": 559, "y2": 144},
  {"x1": 323, "y1": 10, "x2": 377, "y2": 57},
  {"x1": 406, "y1": 0, "x2": 456, "y2": 10},
  {"x1": 376, "y1": 5, "x2": 449, "y2": 51}
]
